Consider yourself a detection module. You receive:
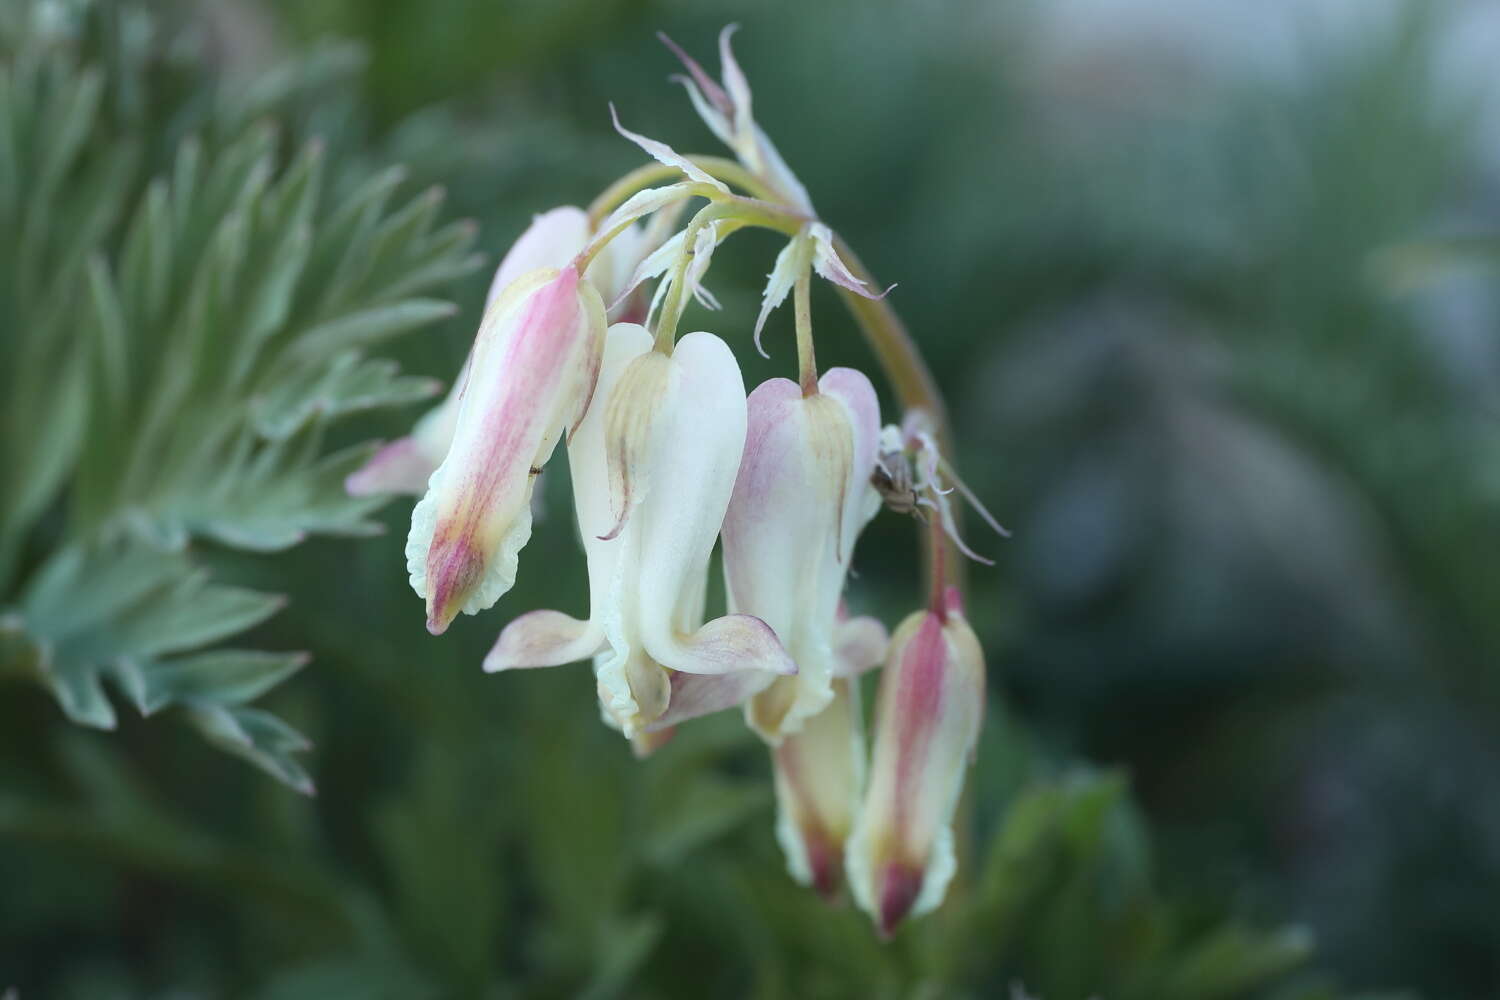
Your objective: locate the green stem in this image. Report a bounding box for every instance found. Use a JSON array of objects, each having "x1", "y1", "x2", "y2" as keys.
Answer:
[
  {"x1": 827, "y1": 235, "x2": 963, "y2": 595},
  {"x1": 586, "y1": 156, "x2": 781, "y2": 228},
  {"x1": 653, "y1": 197, "x2": 806, "y2": 353},
  {"x1": 794, "y1": 263, "x2": 817, "y2": 396}
]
